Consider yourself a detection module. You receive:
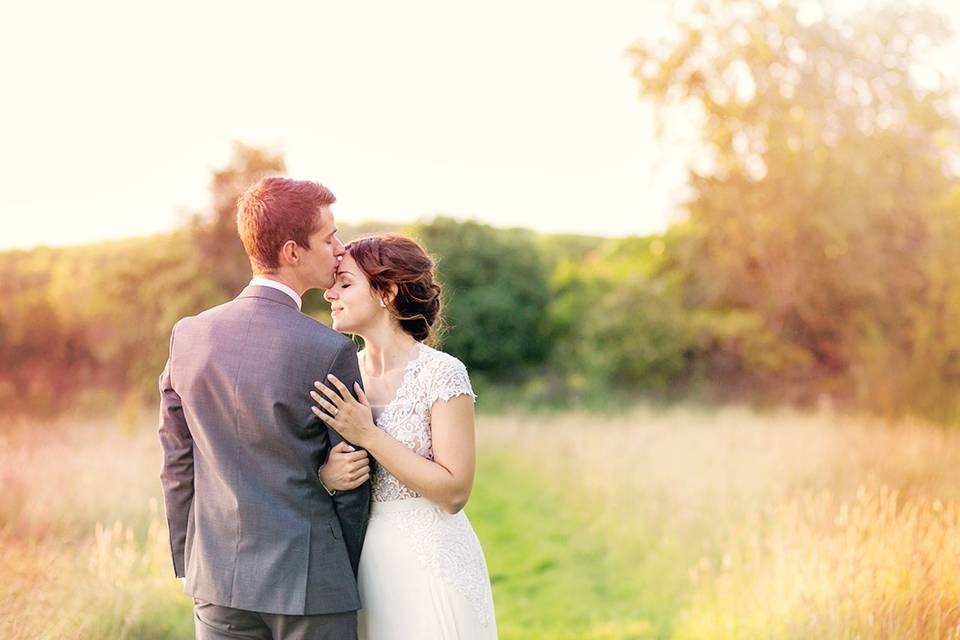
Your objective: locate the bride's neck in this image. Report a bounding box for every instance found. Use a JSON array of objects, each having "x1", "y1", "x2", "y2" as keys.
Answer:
[{"x1": 360, "y1": 328, "x2": 418, "y2": 377}]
